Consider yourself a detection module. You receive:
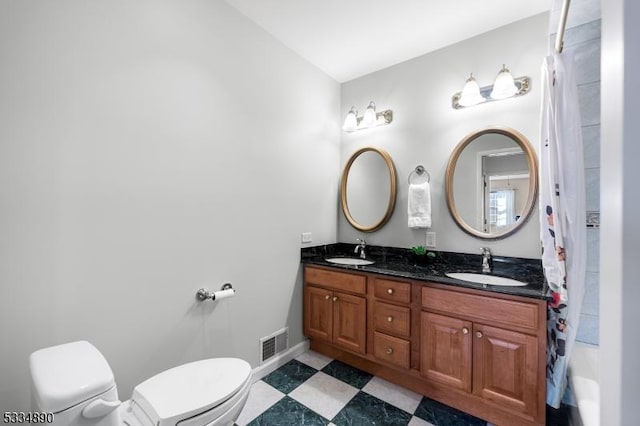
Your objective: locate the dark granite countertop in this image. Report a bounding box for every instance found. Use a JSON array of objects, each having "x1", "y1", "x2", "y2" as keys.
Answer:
[{"x1": 301, "y1": 243, "x2": 549, "y2": 301}]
